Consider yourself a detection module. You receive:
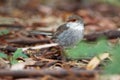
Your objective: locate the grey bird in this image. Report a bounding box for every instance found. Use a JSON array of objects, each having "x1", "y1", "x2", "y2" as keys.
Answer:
[{"x1": 53, "y1": 15, "x2": 84, "y2": 48}]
